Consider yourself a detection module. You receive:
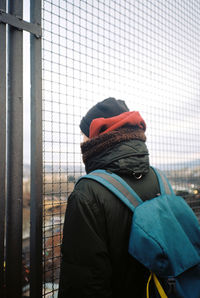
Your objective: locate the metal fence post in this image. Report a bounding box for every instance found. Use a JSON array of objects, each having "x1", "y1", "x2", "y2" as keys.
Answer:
[
  {"x1": 6, "y1": 0, "x2": 23, "y2": 297},
  {"x1": 30, "y1": 0, "x2": 43, "y2": 297},
  {"x1": 0, "y1": 0, "x2": 6, "y2": 296}
]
